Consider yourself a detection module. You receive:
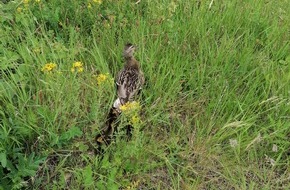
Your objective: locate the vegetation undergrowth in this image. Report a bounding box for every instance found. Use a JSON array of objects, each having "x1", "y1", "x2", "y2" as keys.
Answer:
[{"x1": 0, "y1": 0, "x2": 289, "y2": 189}]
